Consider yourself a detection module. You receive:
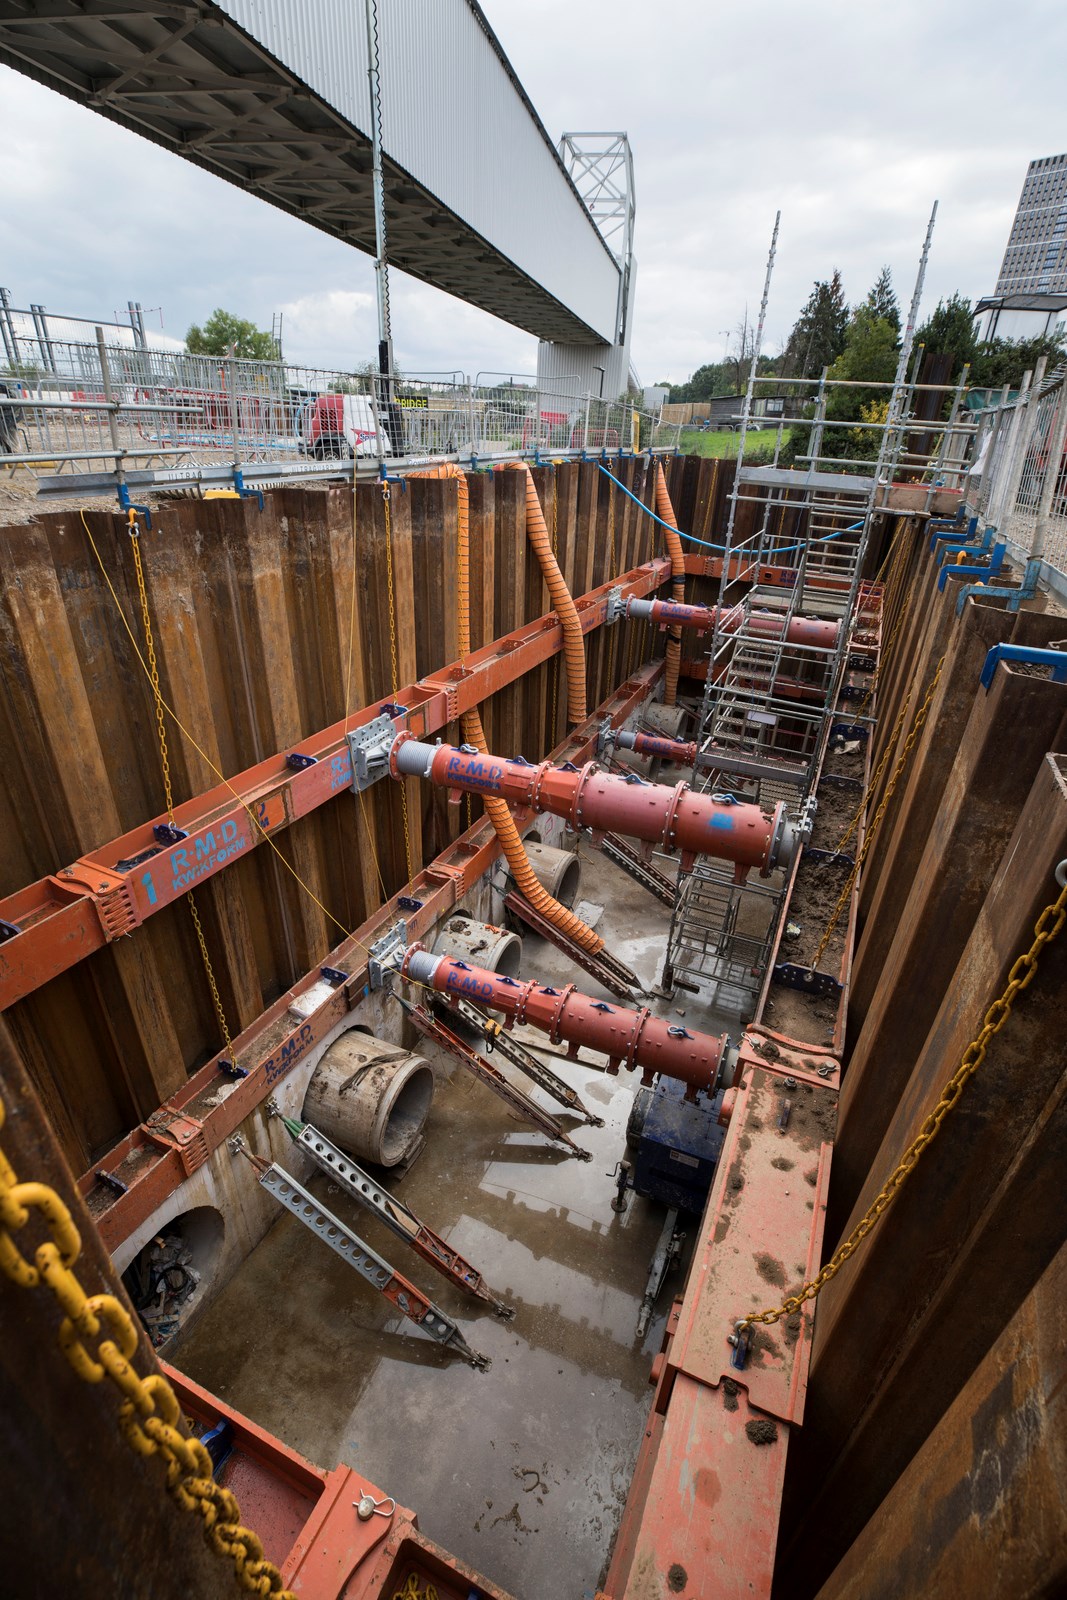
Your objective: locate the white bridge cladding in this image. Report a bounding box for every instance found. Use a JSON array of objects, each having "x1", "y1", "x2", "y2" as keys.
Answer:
[{"x1": 0, "y1": 0, "x2": 621, "y2": 345}]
